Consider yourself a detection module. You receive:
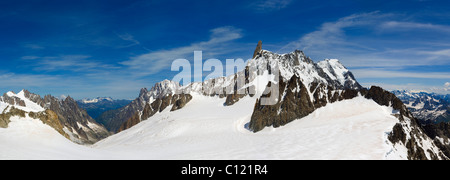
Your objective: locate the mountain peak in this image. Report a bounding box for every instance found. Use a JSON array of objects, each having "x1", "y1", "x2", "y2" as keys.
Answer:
[
  {"x1": 149, "y1": 80, "x2": 180, "y2": 98},
  {"x1": 79, "y1": 97, "x2": 114, "y2": 104},
  {"x1": 139, "y1": 88, "x2": 149, "y2": 97},
  {"x1": 253, "y1": 40, "x2": 263, "y2": 59},
  {"x1": 64, "y1": 96, "x2": 75, "y2": 103}
]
